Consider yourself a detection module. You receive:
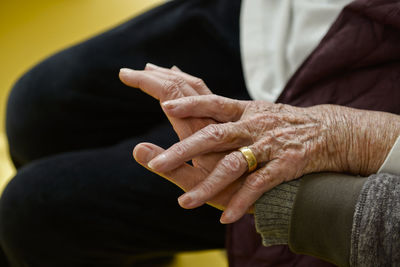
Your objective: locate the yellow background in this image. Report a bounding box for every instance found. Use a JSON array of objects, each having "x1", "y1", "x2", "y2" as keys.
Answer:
[{"x1": 0, "y1": 1, "x2": 227, "y2": 266}]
